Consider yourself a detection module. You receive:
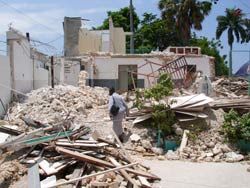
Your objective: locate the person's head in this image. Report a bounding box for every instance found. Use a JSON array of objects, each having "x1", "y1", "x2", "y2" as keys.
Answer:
[{"x1": 109, "y1": 87, "x2": 115, "y2": 96}]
